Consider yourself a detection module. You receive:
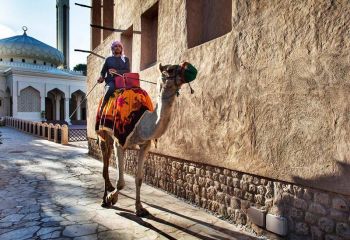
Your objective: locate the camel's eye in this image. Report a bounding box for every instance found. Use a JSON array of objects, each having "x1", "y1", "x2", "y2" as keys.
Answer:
[{"x1": 168, "y1": 68, "x2": 177, "y2": 75}]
